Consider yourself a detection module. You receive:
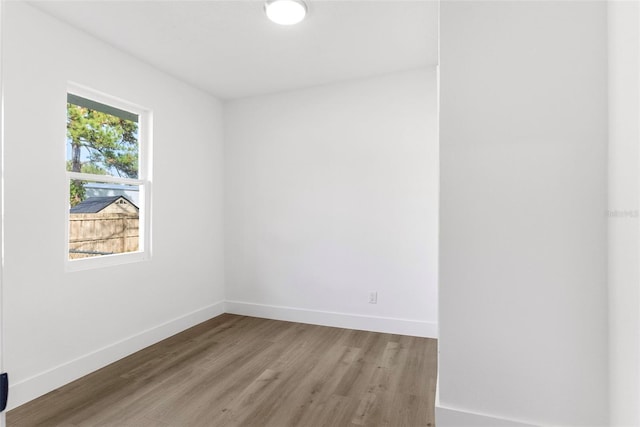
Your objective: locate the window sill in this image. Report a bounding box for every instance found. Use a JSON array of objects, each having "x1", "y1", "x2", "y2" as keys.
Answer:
[{"x1": 65, "y1": 250, "x2": 149, "y2": 272}]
